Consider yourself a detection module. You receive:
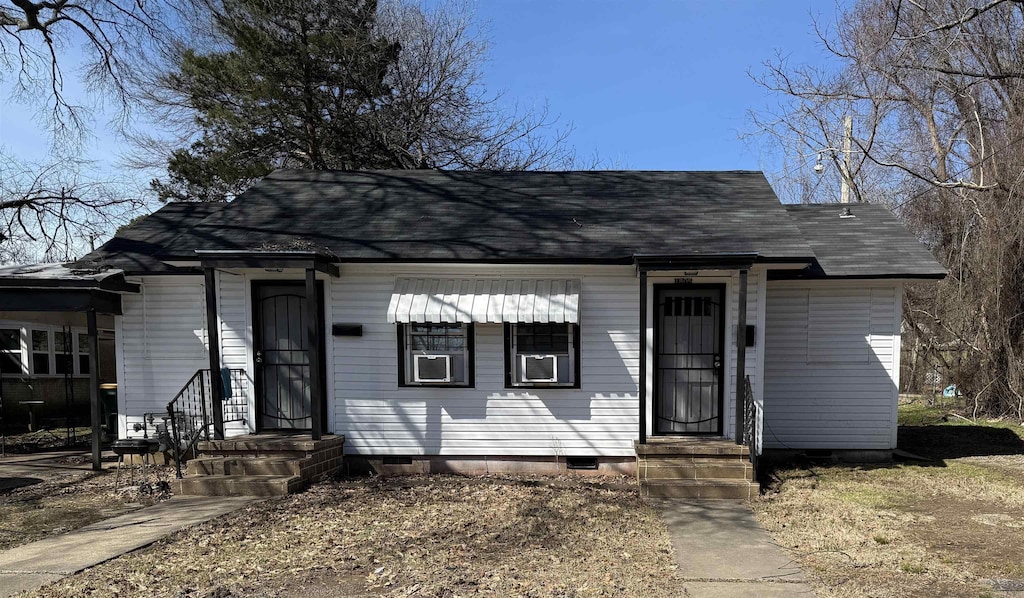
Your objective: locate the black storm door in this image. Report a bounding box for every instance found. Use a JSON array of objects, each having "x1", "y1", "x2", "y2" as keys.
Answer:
[
  {"x1": 253, "y1": 282, "x2": 319, "y2": 430},
  {"x1": 654, "y1": 285, "x2": 725, "y2": 435}
]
